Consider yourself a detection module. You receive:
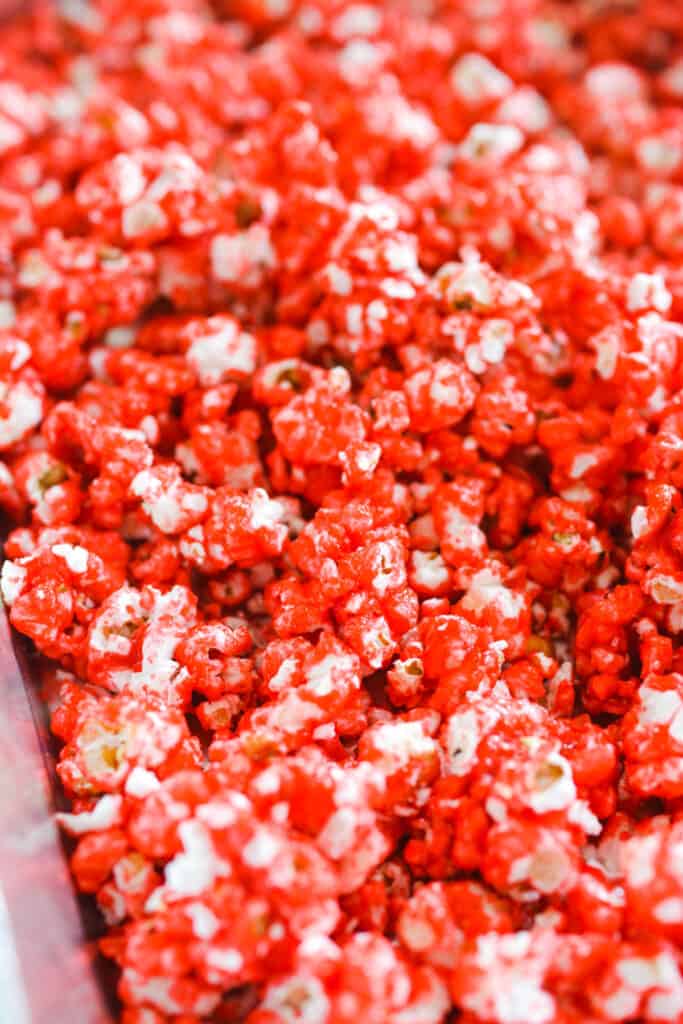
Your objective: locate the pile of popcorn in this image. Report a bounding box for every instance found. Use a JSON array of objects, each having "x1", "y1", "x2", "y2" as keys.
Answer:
[{"x1": 2, "y1": 1, "x2": 683, "y2": 1021}]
